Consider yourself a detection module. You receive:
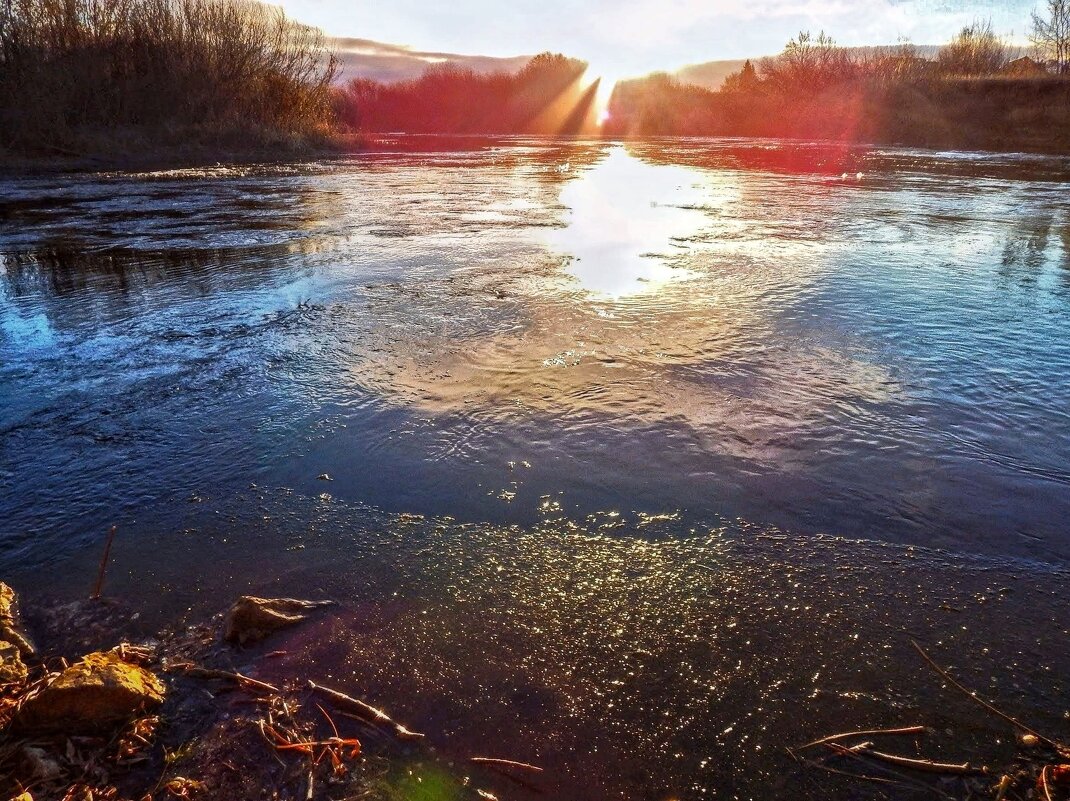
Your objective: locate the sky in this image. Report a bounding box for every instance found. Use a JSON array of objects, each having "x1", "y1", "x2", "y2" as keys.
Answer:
[{"x1": 278, "y1": 0, "x2": 1037, "y2": 81}]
